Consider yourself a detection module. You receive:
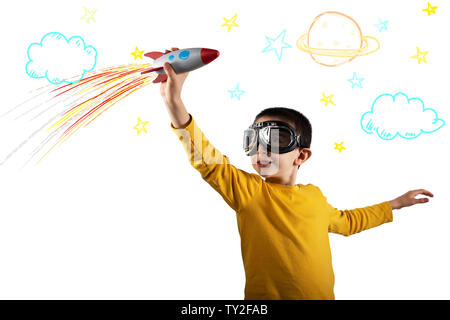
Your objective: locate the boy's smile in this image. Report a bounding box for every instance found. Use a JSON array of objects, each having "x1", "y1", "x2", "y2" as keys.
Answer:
[
  {"x1": 257, "y1": 160, "x2": 271, "y2": 168},
  {"x1": 255, "y1": 153, "x2": 275, "y2": 173},
  {"x1": 256, "y1": 152, "x2": 272, "y2": 167},
  {"x1": 252, "y1": 146, "x2": 279, "y2": 177}
]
